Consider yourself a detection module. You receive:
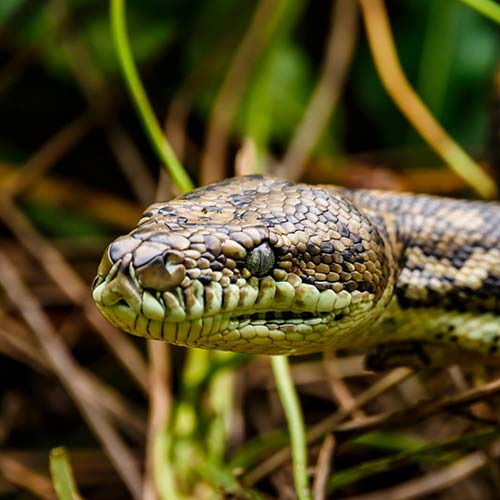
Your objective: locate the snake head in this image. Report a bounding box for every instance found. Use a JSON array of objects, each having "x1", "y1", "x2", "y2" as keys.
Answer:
[{"x1": 92, "y1": 176, "x2": 395, "y2": 355}]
